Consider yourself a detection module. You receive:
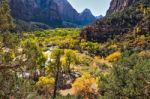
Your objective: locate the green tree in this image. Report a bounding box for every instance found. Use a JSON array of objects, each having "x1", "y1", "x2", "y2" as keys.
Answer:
[
  {"x1": 0, "y1": 0, "x2": 14, "y2": 32},
  {"x1": 64, "y1": 49, "x2": 76, "y2": 74},
  {"x1": 0, "y1": 33, "x2": 20, "y2": 98},
  {"x1": 99, "y1": 54, "x2": 150, "y2": 98},
  {"x1": 21, "y1": 39, "x2": 46, "y2": 80}
]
